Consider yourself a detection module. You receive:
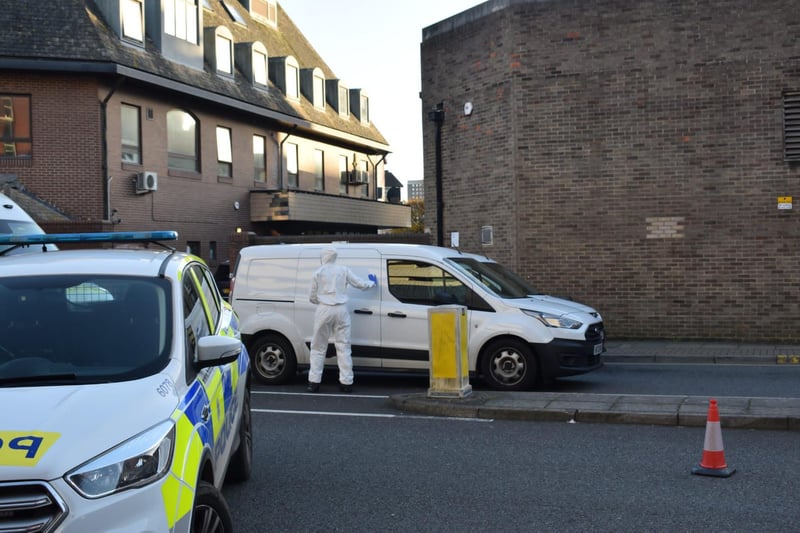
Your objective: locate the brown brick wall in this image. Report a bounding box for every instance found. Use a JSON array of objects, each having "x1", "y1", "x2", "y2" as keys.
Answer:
[
  {"x1": 1, "y1": 73, "x2": 104, "y2": 220},
  {"x1": 421, "y1": 0, "x2": 800, "y2": 341}
]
